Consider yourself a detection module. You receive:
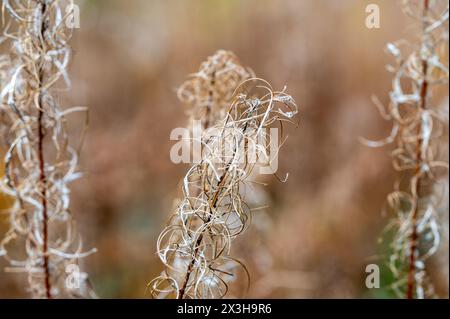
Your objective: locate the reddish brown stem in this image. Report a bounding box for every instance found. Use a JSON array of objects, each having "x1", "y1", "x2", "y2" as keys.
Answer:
[
  {"x1": 38, "y1": 96, "x2": 51, "y2": 299},
  {"x1": 406, "y1": 0, "x2": 429, "y2": 300},
  {"x1": 37, "y1": 0, "x2": 51, "y2": 299}
]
